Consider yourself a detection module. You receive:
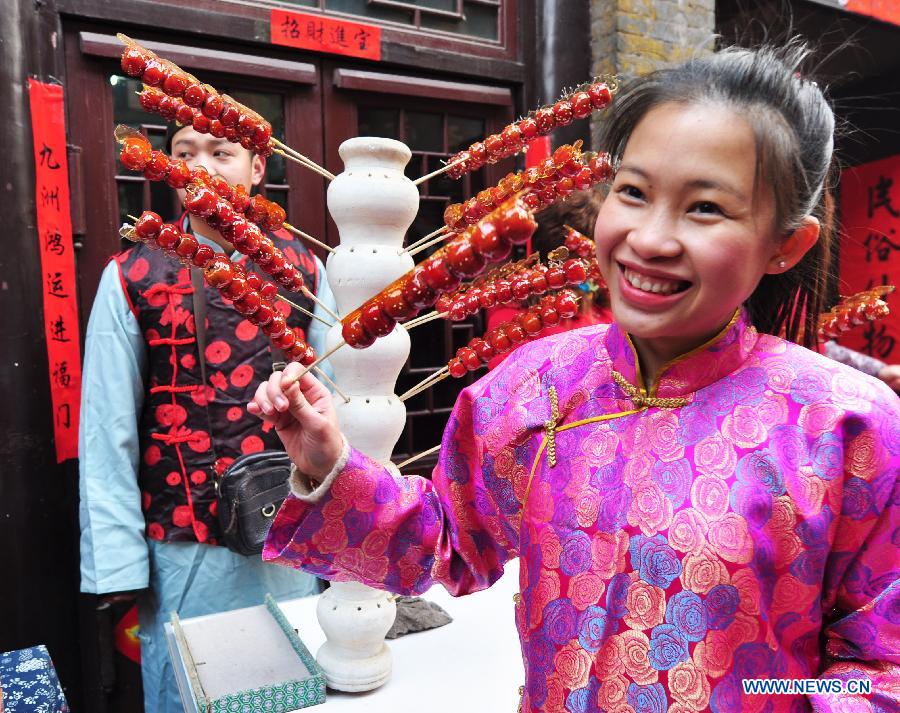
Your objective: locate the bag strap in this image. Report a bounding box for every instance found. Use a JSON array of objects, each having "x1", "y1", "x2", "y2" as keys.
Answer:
[{"x1": 191, "y1": 268, "x2": 209, "y2": 388}]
